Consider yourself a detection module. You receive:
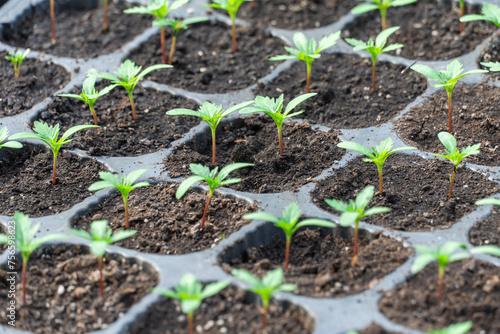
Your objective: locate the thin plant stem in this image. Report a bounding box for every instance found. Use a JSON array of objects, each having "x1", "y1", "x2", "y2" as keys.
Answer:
[
  {"x1": 103, "y1": 0, "x2": 109, "y2": 32},
  {"x1": 22, "y1": 258, "x2": 27, "y2": 303},
  {"x1": 447, "y1": 93, "x2": 453, "y2": 133},
  {"x1": 351, "y1": 220, "x2": 359, "y2": 268},
  {"x1": 438, "y1": 264, "x2": 445, "y2": 300},
  {"x1": 99, "y1": 255, "x2": 104, "y2": 297},
  {"x1": 306, "y1": 62, "x2": 312, "y2": 93},
  {"x1": 372, "y1": 56, "x2": 377, "y2": 92},
  {"x1": 211, "y1": 128, "x2": 216, "y2": 165},
  {"x1": 89, "y1": 105, "x2": 99, "y2": 133},
  {"x1": 52, "y1": 152, "x2": 58, "y2": 185},
  {"x1": 169, "y1": 35, "x2": 177, "y2": 65},
  {"x1": 128, "y1": 92, "x2": 137, "y2": 121},
  {"x1": 460, "y1": 1, "x2": 465, "y2": 33},
  {"x1": 448, "y1": 169, "x2": 456, "y2": 199},
  {"x1": 14, "y1": 63, "x2": 19, "y2": 78},
  {"x1": 380, "y1": 8, "x2": 387, "y2": 30},
  {"x1": 251, "y1": 0, "x2": 256, "y2": 10},
  {"x1": 161, "y1": 26, "x2": 167, "y2": 64},
  {"x1": 201, "y1": 191, "x2": 213, "y2": 229},
  {"x1": 50, "y1": 0, "x2": 56, "y2": 44},
  {"x1": 377, "y1": 165, "x2": 383, "y2": 195},
  {"x1": 284, "y1": 236, "x2": 291, "y2": 271},
  {"x1": 231, "y1": 17, "x2": 237, "y2": 53},
  {"x1": 262, "y1": 303, "x2": 268, "y2": 331},
  {"x1": 277, "y1": 125, "x2": 283, "y2": 155},
  {"x1": 123, "y1": 196, "x2": 130, "y2": 229},
  {"x1": 188, "y1": 312, "x2": 194, "y2": 334}
]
